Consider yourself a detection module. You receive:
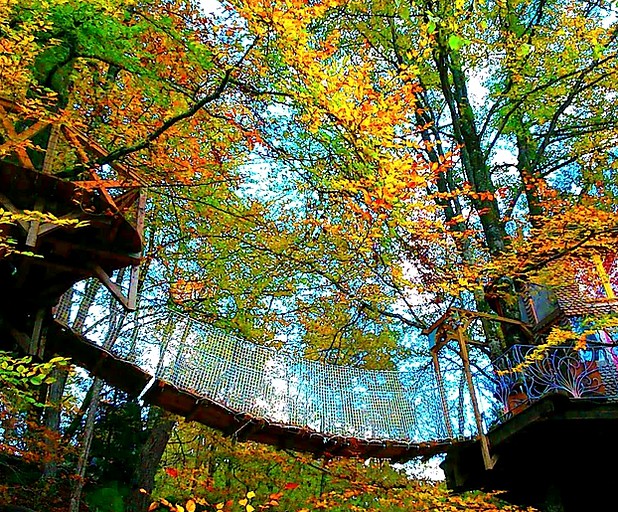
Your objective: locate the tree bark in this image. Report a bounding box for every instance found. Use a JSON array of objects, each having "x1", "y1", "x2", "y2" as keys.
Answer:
[
  {"x1": 69, "y1": 376, "x2": 104, "y2": 512},
  {"x1": 126, "y1": 408, "x2": 176, "y2": 512},
  {"x1": 42, "y1": 368, "x2": 69, "y2": 478}
]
